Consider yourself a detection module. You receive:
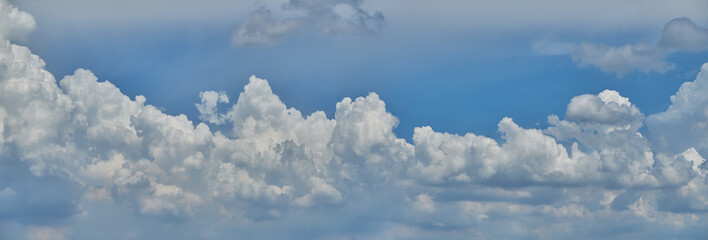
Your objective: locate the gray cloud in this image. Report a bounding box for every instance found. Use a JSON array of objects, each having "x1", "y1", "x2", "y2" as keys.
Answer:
[
  {"x1": 659, "y1": 17, "x2": 708, "y2": 52},
  {"x1": 572, "y1": 43, "x2": 675, "y2": 77},
  {"x1": 232, "y1": 0, "x2": 384, "y2": 45},
  {"x1": 537, "y1": 17, "x2": 708, "y2": 77}
]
